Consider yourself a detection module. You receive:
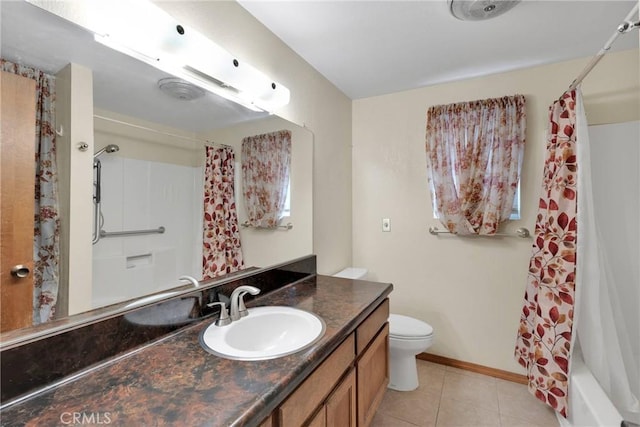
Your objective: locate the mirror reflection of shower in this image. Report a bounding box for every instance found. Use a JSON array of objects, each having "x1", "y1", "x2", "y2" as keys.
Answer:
[
  {"x1": 92, "y1": 144, "x2": 120, "y2": 244},
  {"x1": 94, "y1": 144, "x2": 119, "y2": 159}
]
